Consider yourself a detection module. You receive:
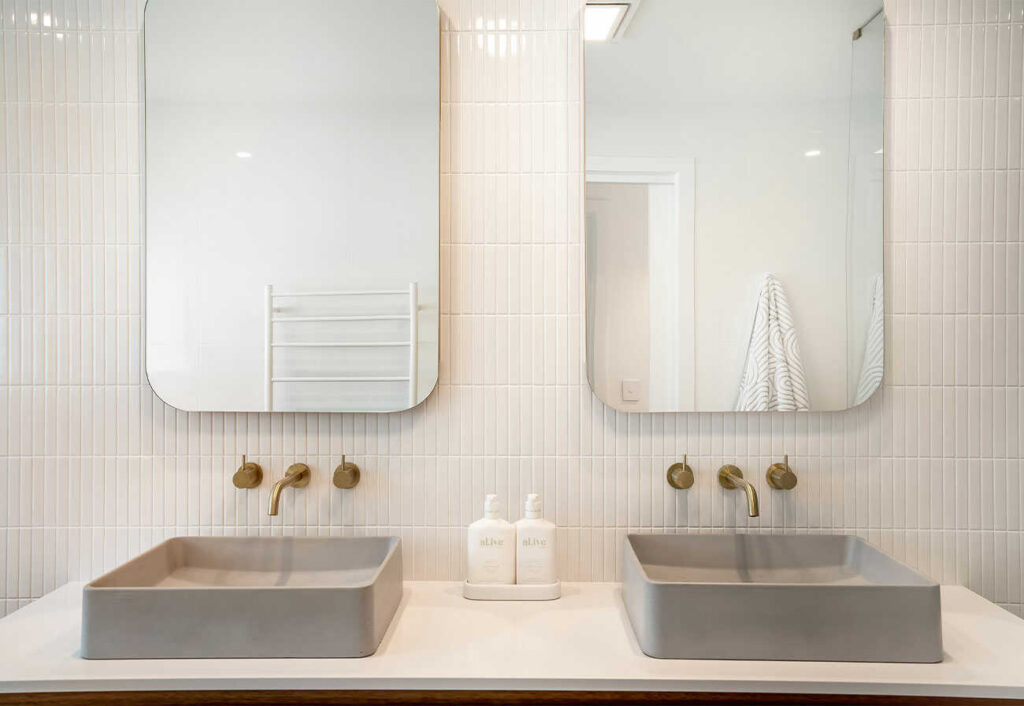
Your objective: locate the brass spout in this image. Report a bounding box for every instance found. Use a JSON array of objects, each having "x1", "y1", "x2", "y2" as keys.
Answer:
[
  {"x1": 268, "y1": 463, "x2": 311, "y2": 516},
  {"x1": 718, "y1": 465, "x2": 760, "y2": 517}
]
